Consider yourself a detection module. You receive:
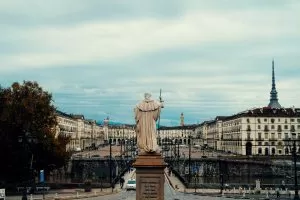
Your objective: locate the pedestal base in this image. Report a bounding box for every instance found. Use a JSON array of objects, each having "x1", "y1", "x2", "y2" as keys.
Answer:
[{"x1": 133, "y1": 152, "x2": 166, "y2": 200}]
